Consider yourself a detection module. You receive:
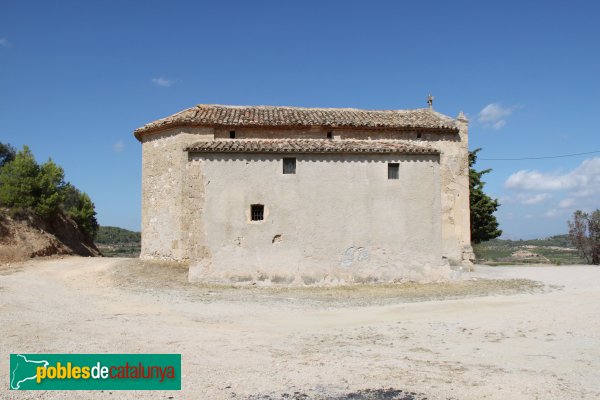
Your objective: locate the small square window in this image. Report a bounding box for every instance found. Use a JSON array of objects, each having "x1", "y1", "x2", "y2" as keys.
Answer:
[
  {"x1": 388, "y1": 163, "x2": 399, "y2": 180},
  {"x1": 283, "y1": 157, "x2": 296, "y2": 174},
  {"x1": 229, "y1": 131, "x2": 236, "y2": 139},
  {"x1": 251, "y1": 204, "x2": 264, "y2": 221}
]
